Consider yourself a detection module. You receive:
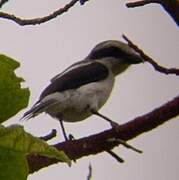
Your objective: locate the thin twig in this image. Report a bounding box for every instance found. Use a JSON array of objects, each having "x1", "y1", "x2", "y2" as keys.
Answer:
[
  {"x1": 107, "y1": 138, "x2": 143, "y2": 154},
  {"x1": 87, "y1": 163, "x2": 92, "y2": 180},
  {"x1": 79, "y1": 0, "x2": 90, "y2": 5},
  {"x1": 126, "y1": 0, "x2": 179, "y2": 26},
  {"x1": 0, "y1": 0, "x2": 79, "y2": 26},
  {"x1": 122, "y1": 34, "x2": 179, "y2": 76},
  {"x1": 126, "y1": 0, "x2": 159, "y2": 8},
  {"x1": 106, "y1": 150, "x2": 124, "y2": 163},
  {"x1": 28, "y1": 95, "x2": 179, "y2": 173},
  {"x1": 39, "y1": 129, "x2": 57, "y2": 141}
]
